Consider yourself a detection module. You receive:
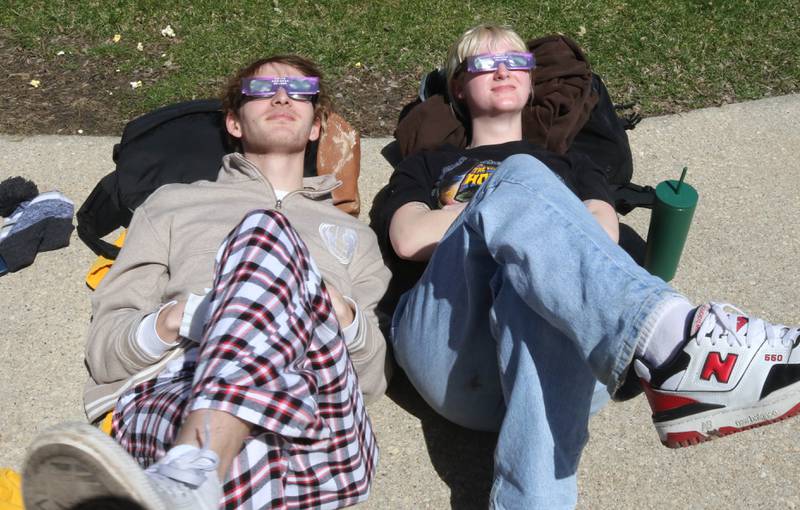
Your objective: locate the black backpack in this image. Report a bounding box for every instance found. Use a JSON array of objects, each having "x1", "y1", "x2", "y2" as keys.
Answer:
[
  {"x1": 77, "y1": 99, "x2": 230, "y2": 259},
  {"x1": 572, "y1": 74, "x2": 654, "y2": 215},
  {"x1": 570, "y1": 74, "x2": 636, "y2": 186},
  {"x1": 77, "y1": 98, "x2": 329, "y2": 260}
]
